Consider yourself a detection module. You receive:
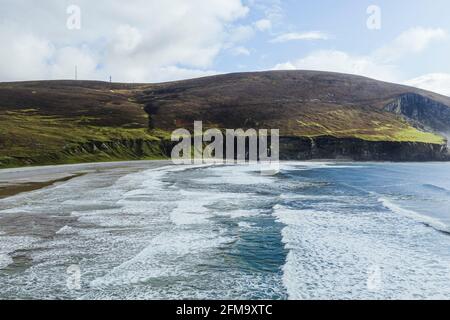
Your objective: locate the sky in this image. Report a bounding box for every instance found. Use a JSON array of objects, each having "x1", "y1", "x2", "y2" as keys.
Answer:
[{"x1": 1, "y1": 0, "x2": 450, "y2": 95}]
